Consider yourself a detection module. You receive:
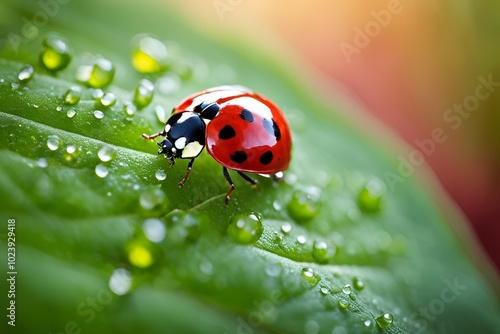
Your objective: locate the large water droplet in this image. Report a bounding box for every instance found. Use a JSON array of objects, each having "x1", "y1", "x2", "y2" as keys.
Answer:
[
  {"x1": 133, "y1": 79, "x2": 155, "y2": 108},
  {"x1": 99, "y1": 92, "x2": 116, "y2": 107},
  {"x1": 98, "y1": 145, "x2": 116, "y2": 162},
  {"x1": 142, "y1": 218, "x2": 166, "y2": 243},
  {"x1": 108, "y1": 268, "x2": 132, "y2": 295},
  {"x1": 139, "y1": 188, "x2": 166, "y2": 210},
  {"x1": 46, "y1": 135, "x2": 60, "y2": 151},
  {"x1": 357, "y1": 179, "x2": 386, "y2": 213},
  {"x1": 132, "y1": 35, "x2": 169, "y2": 74},
  {"x1": 95, "y1": 164, "x2": 108, "y2": 178},
  {"x1": 376, "y1": 313, "x2": 393, "y2": 329},
  {"x1": 287, "y1": 187, "x2": 322, "y2": 223},
  {"x1": 64, "y1": 86, "x2": 82, "y2": 105},
  {"x1": 301, "y1": 267, "x2": 321, "y2": 286},
  {"x1": 155, "y1": 169, "x2": 167, "y2": 181},
  {"x1": 312, "y1": 239, "x2": 333, "y2": 263},
  {"x1": 40, "y1": 36, "x2": 72, "y2": 72},
  {"x1": 227, "y1": 213, "x2": 263, "y2": 244},
  {"x1": 18, "y1": 64, "x2": 35, "y2": 82}
]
